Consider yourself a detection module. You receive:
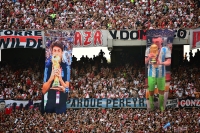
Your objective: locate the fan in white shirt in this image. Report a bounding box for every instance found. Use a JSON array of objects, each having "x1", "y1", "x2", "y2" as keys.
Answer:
[
  {"x1": 134, "y1": 79, "x2": 139, "y2": 85},
  {"x1": 28, "y1": 88, "x2": 33, "y2": 95},
  {"x1": 185, "y1": 88, "x2": 191, "y2": 97},
  {"x1": 106, "y1": 91, "x2": 112, "y2": 99},
  {"x1": 96, "y1": 92, "x2": 101, "y2": 99},
  {"x1": 124, "y1": 92, "x2": 129, "y2": 98},
  {"x1": 169, "y1": 84, "x2": 174, "y2": 93},
  {"x1": 119, "y1": 91, "x2": 124, "y2": 99},
  {"x1": 84, "y1": 91, "x2": 89, "y2": 98},
  {"x1": 100, "y1": 91, "x2": 105, "y2": 98},
  {"x1": 103, "y1": 86, "x2": 107, "y2": 91},
  {"x1": 138, "y1": 88, "x2": 146, "y2": 98},
  {"x1": 4, "y1": 87, "x2": 10, "y2": 95},
  {"x1": 21, "y1": 93, "x2": 27, "y2": 100},
  {"x1": 110, "y1": 92, "x2": 115, "y2": 99},
  {"x1": 115, "y1": 92, "x2": 119, "y2": 98},
  {"x1": 0, "y1": 94, "x2": 4, "y2": 99},
  {"x1": 190, "y1": 88, "x2": 196, "y2": 98},
  {"x1": 176, "y1": 89, "x2": 183, "y2": 98}
]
